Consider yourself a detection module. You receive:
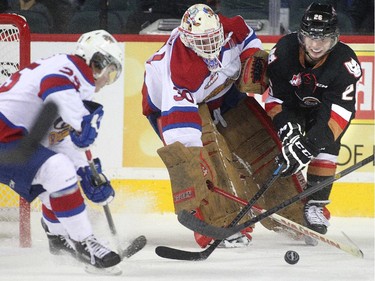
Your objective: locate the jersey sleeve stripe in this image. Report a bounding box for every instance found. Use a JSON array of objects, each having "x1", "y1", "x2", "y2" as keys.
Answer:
[
  {"x1": 265, "y1": 97, "x2": 283, "y2": 119},
  {"x1": 160, "y1": 107, "x2": 201, "y2": 132},
  {"x1": 330, "y1": 104, "x2": 352, "y2": 129},
  {"x1": 39, "y1": 74, "x2": 76, "y2": 100},
  {"x1": 67, "y1": 55, "x2": 95, "y2": 85},
  {"x1": 0, "y1": 113, "x2": 26, "y2": 142},
  {"x1": 162, "y1": 122, "x2": 202, "y2": 132},
  {"x1": 162, "y1": 106, "x2": 199, "y2": 115},
  {"x1": 141, "y1": 81, "x2": 159, "y2": 116}
]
